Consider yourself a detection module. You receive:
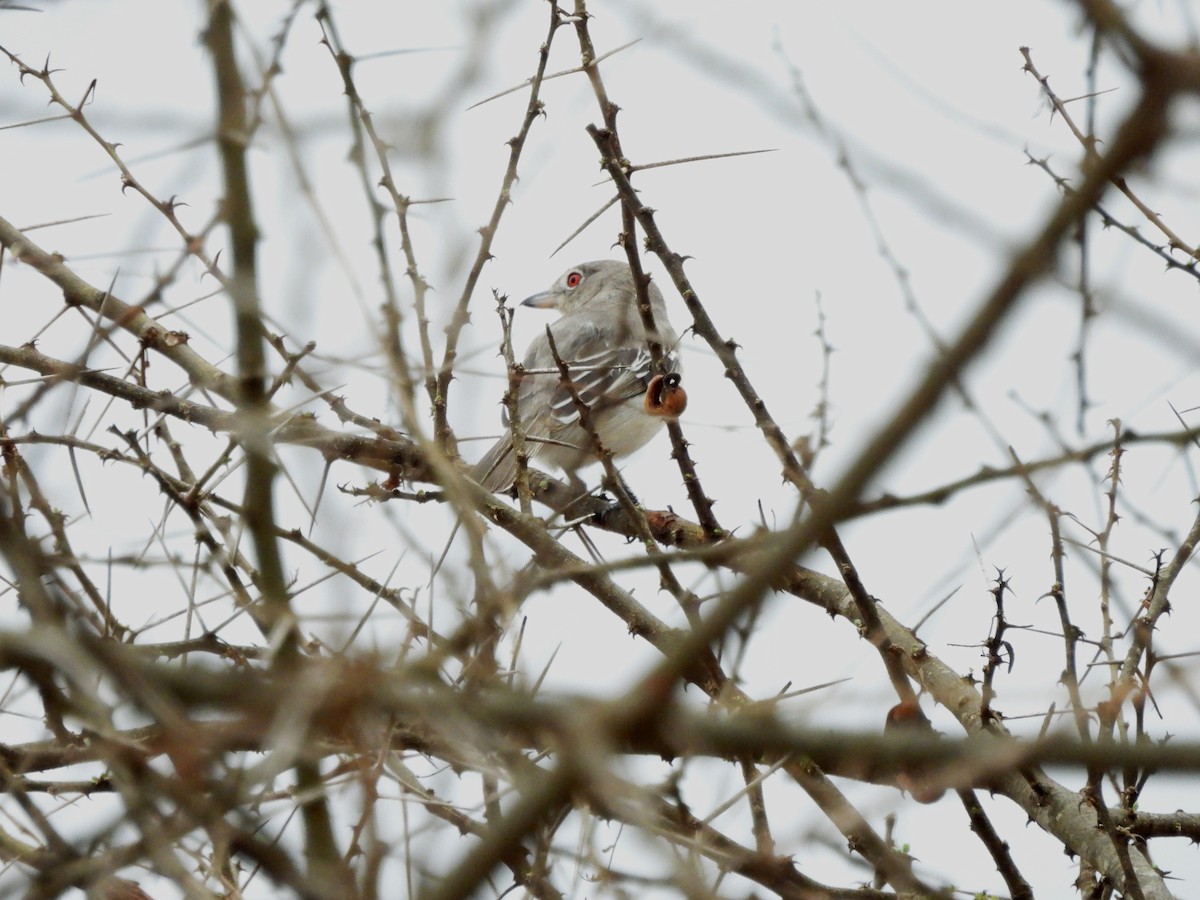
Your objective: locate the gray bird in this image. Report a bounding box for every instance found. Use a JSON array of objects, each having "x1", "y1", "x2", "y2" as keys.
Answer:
[{"x1": 473, "y1": 260, "x2": 685, "y2": 491}]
